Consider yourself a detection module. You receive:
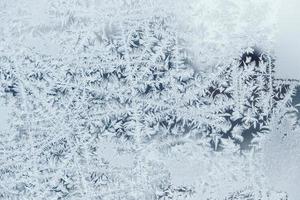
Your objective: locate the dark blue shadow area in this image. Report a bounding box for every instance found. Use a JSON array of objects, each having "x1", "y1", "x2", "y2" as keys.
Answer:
[{"x1": 292, "y1": 86, "x2": 300, "y2": 104}]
